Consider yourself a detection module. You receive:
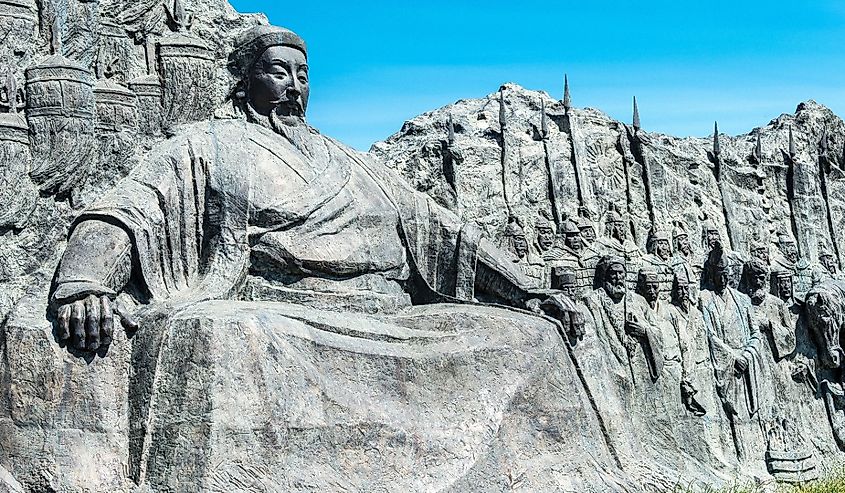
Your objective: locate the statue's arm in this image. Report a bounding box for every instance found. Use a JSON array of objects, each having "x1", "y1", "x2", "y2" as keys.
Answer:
[
  {"x1": 50, "y1": 220, "x2": 137, "y2": 351},
  {"x1": 474, "y1": 238, "x2": 532, "y2": 305},
  {"x1": 52, "y1": 220, "x2": 133, "y2": 304}
]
